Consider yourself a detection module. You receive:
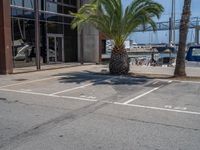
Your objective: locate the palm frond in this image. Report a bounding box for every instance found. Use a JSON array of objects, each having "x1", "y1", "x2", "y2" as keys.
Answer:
[{"x1": 71, "y1": 0, "x2": 164, "y2": 48}]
